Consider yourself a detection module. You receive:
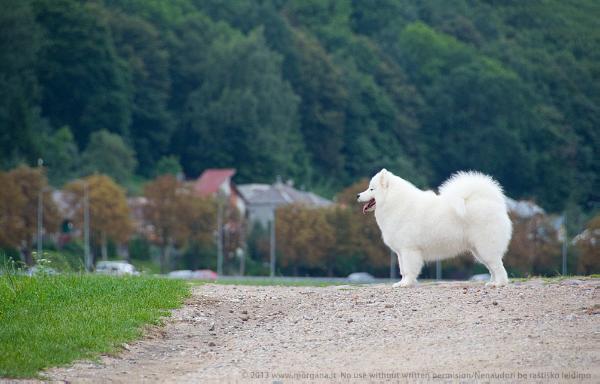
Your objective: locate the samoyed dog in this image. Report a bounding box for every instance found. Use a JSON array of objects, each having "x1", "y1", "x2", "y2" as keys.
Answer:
[{"x1": 357, "y1": 169, "x2": 512, "y2": 287}]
